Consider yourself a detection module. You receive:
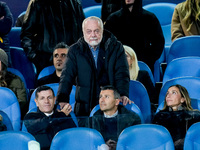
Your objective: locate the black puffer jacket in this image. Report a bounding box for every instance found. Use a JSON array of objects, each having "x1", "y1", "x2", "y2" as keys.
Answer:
[
  {"x1": 89, "y1": 105, "x2": 141, "y2": 142},
  {"x1": 56, "y1": 30, "x2": 130, "y2": 116},
  {"x1": 104, "y1": 0, "x2": 164, "y2": 71},
  {"x1": 21, "y1": 0, "x2": 85, "y2": 60}
]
